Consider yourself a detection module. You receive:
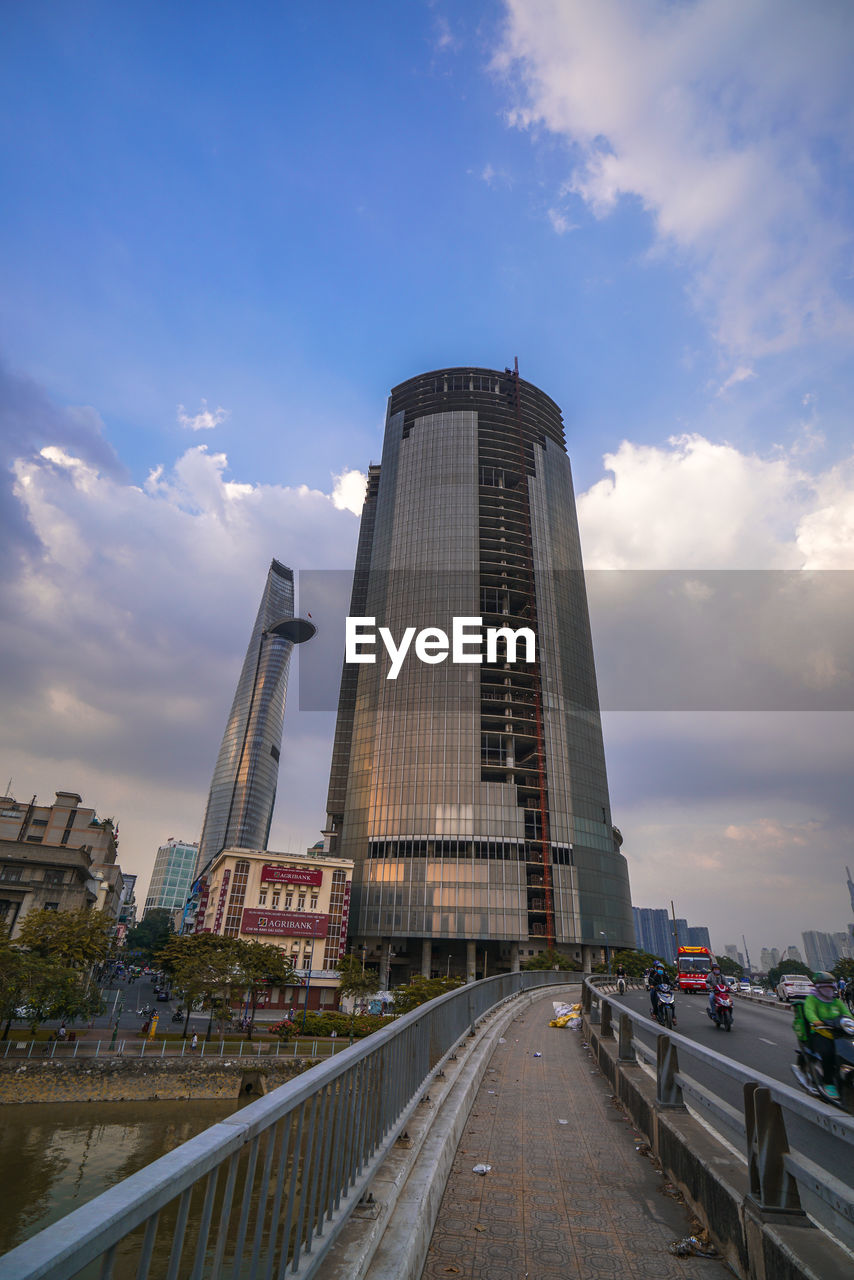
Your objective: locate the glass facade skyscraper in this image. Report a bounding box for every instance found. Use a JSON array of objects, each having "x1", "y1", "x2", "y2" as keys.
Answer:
[
  {"x1": 195, "y1": 559, "x2": 300, "y2": 878},
  {"x1": 143, "y1": 839, "x2": 198, "y2": 916},
  {"x1": 325, "y1": 366, "x2": 634, "y2": 981}
]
